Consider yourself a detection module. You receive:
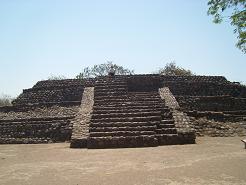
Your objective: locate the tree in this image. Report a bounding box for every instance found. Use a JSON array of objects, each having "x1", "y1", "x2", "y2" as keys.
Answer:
[
  {"x1": 207, "y1": 0, "x2": 246, "y2": 53},
  {"x1": 76, "y1": 61, "x2": 134, "y2": 79},
  {"x1": 0, "y1": 94, "x2": 13, "y2": 107},
  {"x1": 157, "y1": 62, "x2": 194, "y2": 76},
  {"x1": 47, "y1": 75, "x2": 67, "y2": 80}
]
